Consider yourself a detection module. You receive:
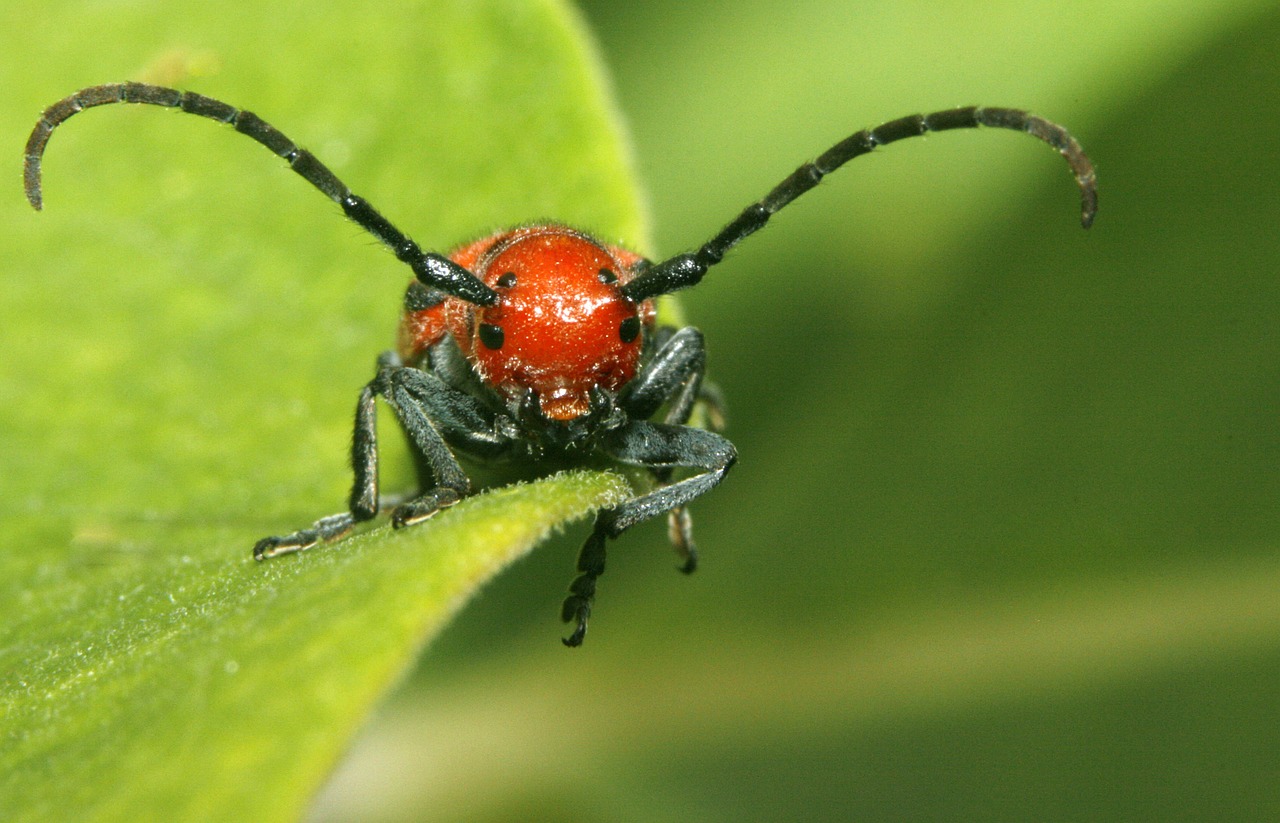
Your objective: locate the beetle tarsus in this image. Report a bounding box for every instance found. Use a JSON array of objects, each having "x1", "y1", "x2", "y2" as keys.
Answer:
[
  {"x1": 669, "y1": 507, "x2": 699, "y2": 574},
  {"x1": 253, "y1": 511, "x2": 356, "y2": 559},
  {"x1": 562, "y1": 528, "x2": 607, "y2": 647},
  {"x1": 390, "y1": 487, "x2": 464, "y2": 528}
]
